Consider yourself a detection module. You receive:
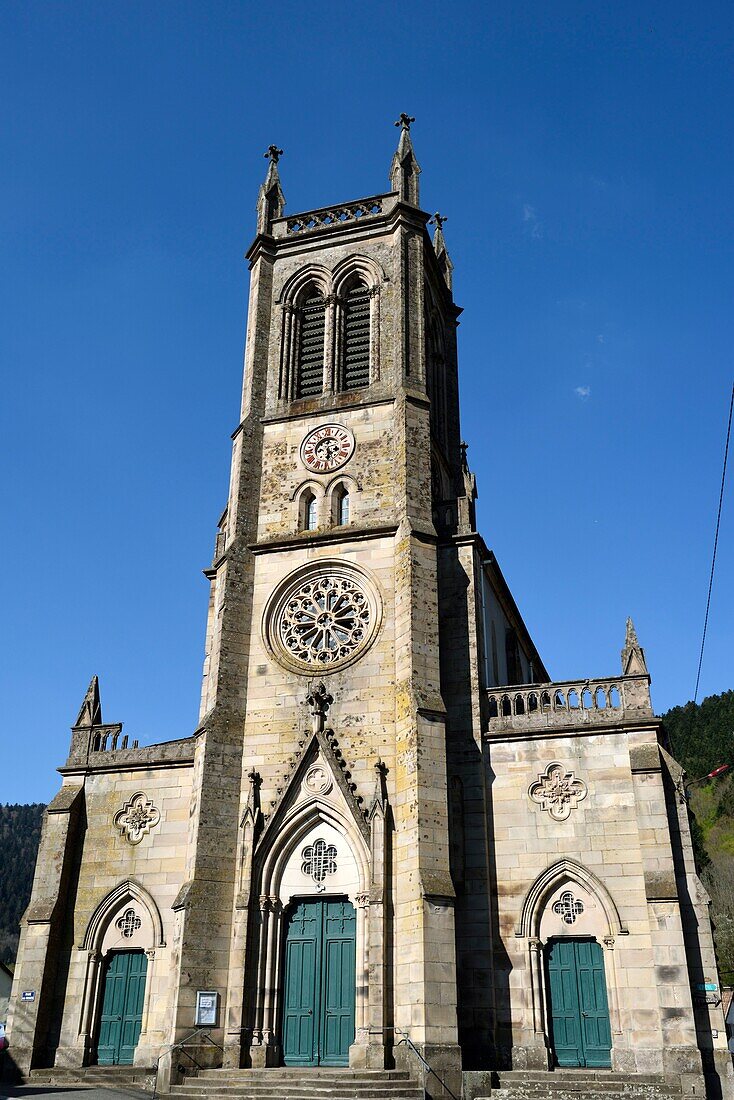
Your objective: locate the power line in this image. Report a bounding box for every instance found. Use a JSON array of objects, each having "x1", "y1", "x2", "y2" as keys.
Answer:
[{"x1": 694, "y1": 382, "x2": 734, "y2": 704}]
